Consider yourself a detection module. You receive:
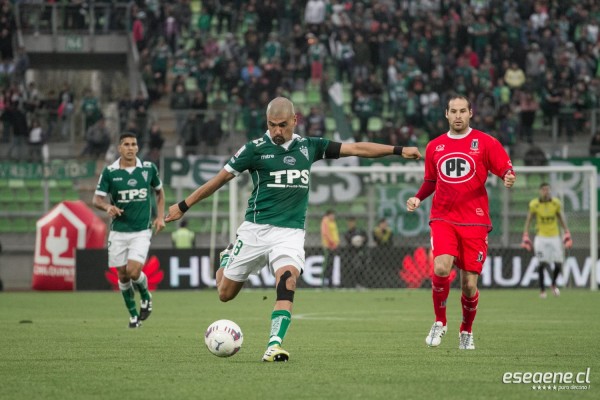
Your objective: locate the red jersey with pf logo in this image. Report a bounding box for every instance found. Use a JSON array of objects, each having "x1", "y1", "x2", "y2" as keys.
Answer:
[{"x1": 424, "y1": 128, "x2": 513, "y2": 230}]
